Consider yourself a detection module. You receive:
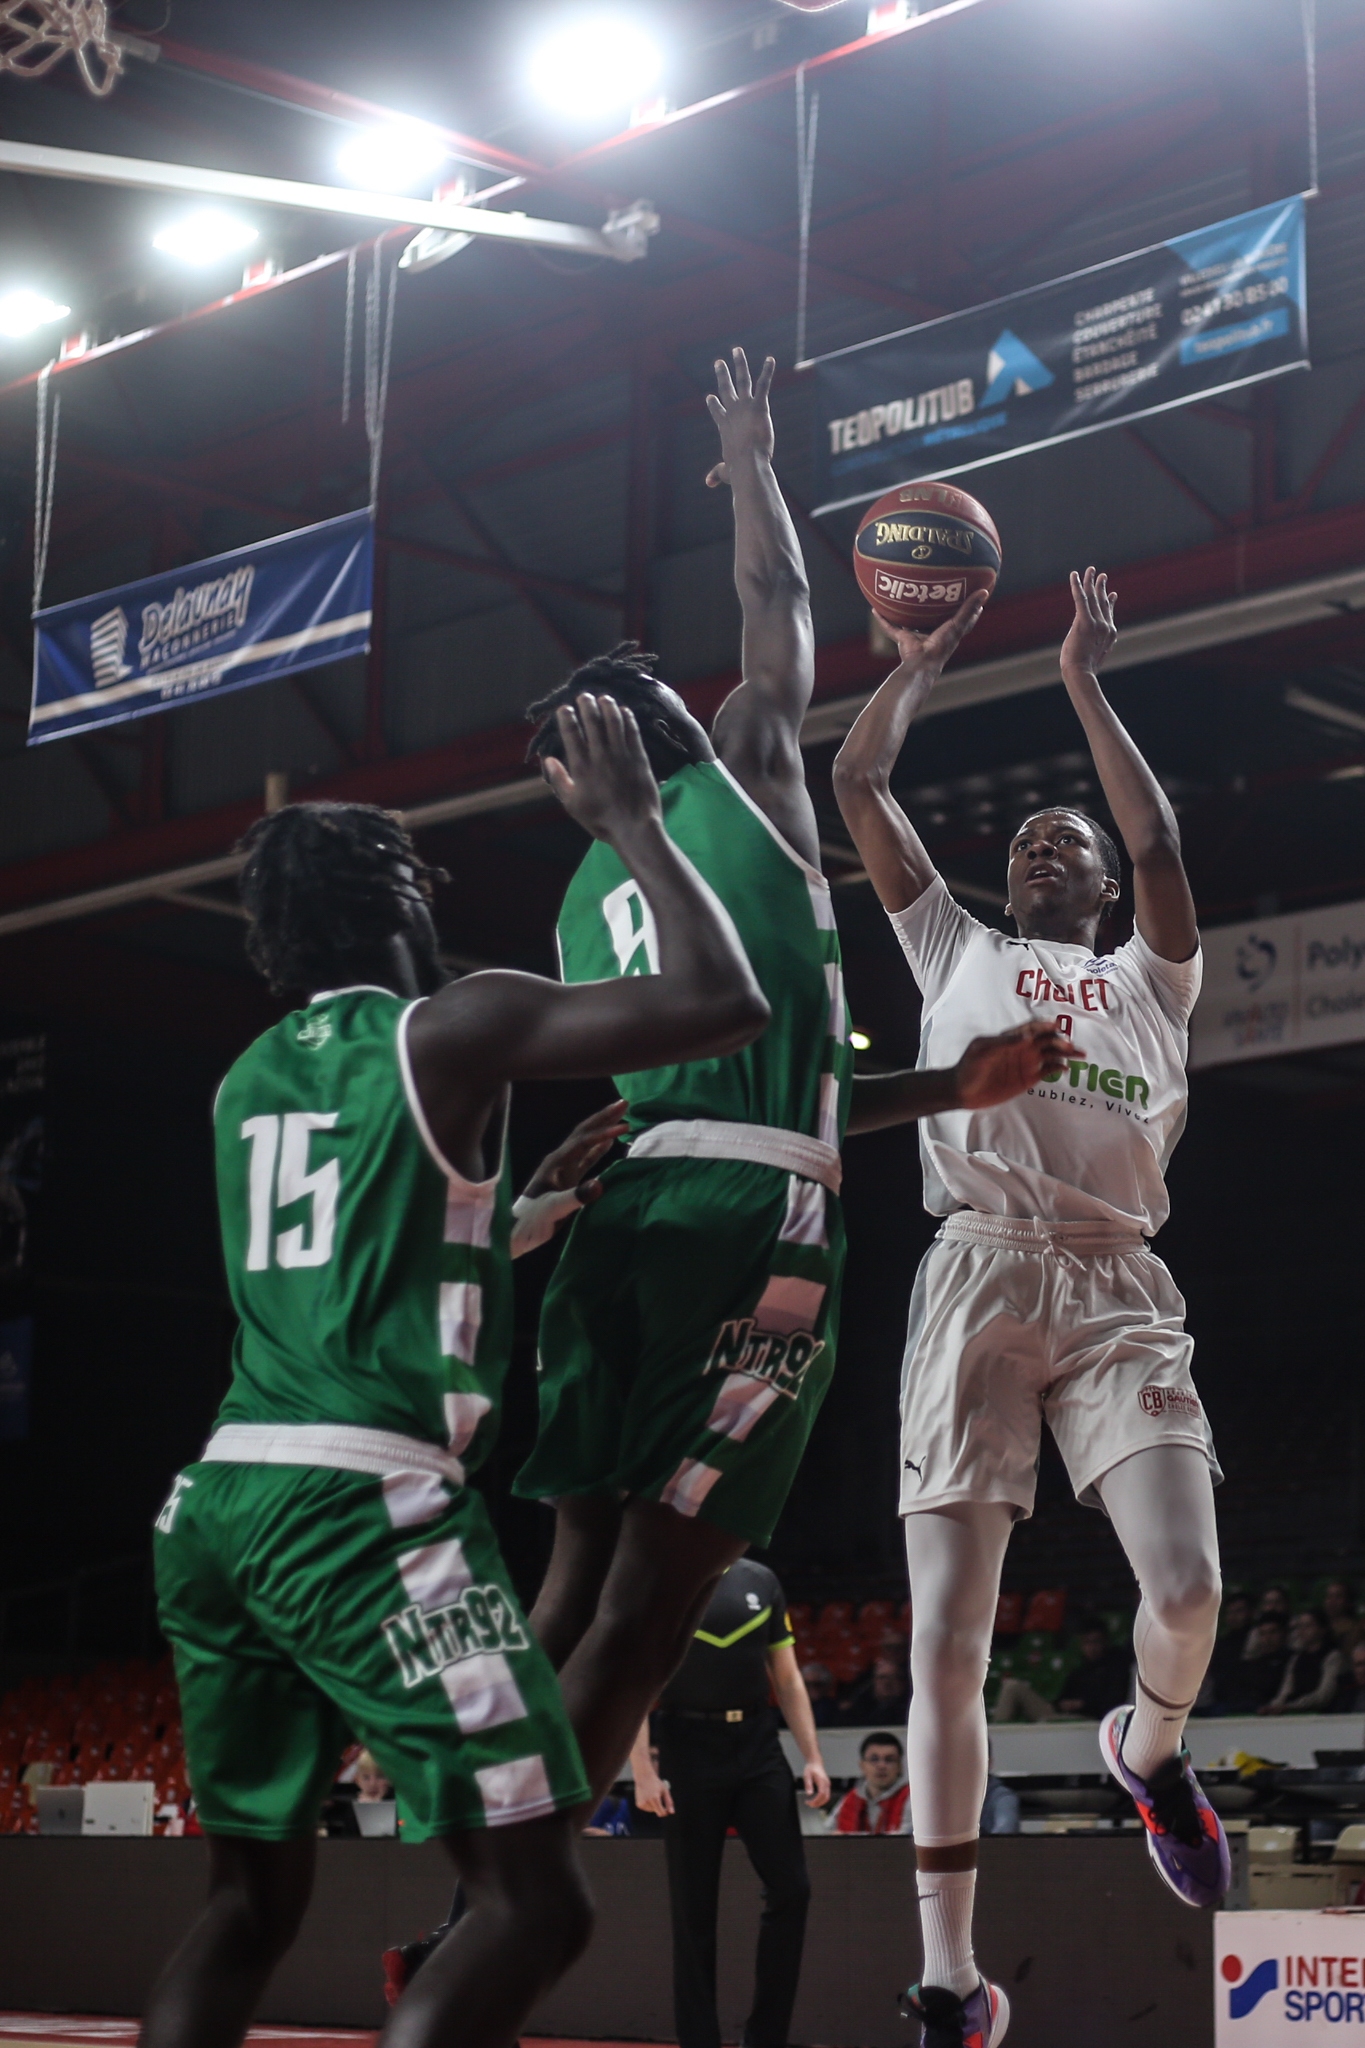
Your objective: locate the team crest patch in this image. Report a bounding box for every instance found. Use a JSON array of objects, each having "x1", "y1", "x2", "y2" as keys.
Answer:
[
  {"x1": 297, "y1": 1012, "x2": 331, "y2": 1049},
  {"x1": 1139, "y1": 1384, "x2": 1200, "y2": 1420},
  {"x1": 705, "y1": 1319, "x2": 825, "y2": 1398}
]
